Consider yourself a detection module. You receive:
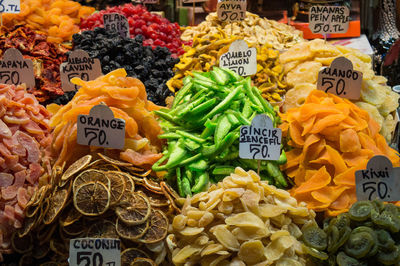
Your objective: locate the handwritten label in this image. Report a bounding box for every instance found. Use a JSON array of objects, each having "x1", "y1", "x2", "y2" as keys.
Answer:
[
  {"x1": 0, "y1": 48, "x2": 35, "y2": 88},
  {"x1": 0, "y1": 0, "x2": 20, "y2": 13},
  {"x1": 355, "y1": 155, "x2": 400, "y2": 202},
  {"x1": 217, "y1": 0, "x2": 247, "y2": 23},
  {"x1": 220, "y1": 40, "x2": 257, "y2": 77},
  {"x1": 60, "y1": 50, "x2": 102, "y2": 92},
  {"x1": 317, "y1": 57, "x2": 362, "y2": 100},
  {"x1": 239, "y1": 114, "x2": 282, "y2": 160},
  {"x1": 309, "y1": 5, "x2": 350, "y2": 34},
  {"x1": 103, "y1": 13, "x2": 130, "y2": 39},
  {"x1": 77, "y1": 105, "x2": 125, "y2": 149},
  {"x1": 69, "y1": 238, "x2": 121, "y2": 266}
]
